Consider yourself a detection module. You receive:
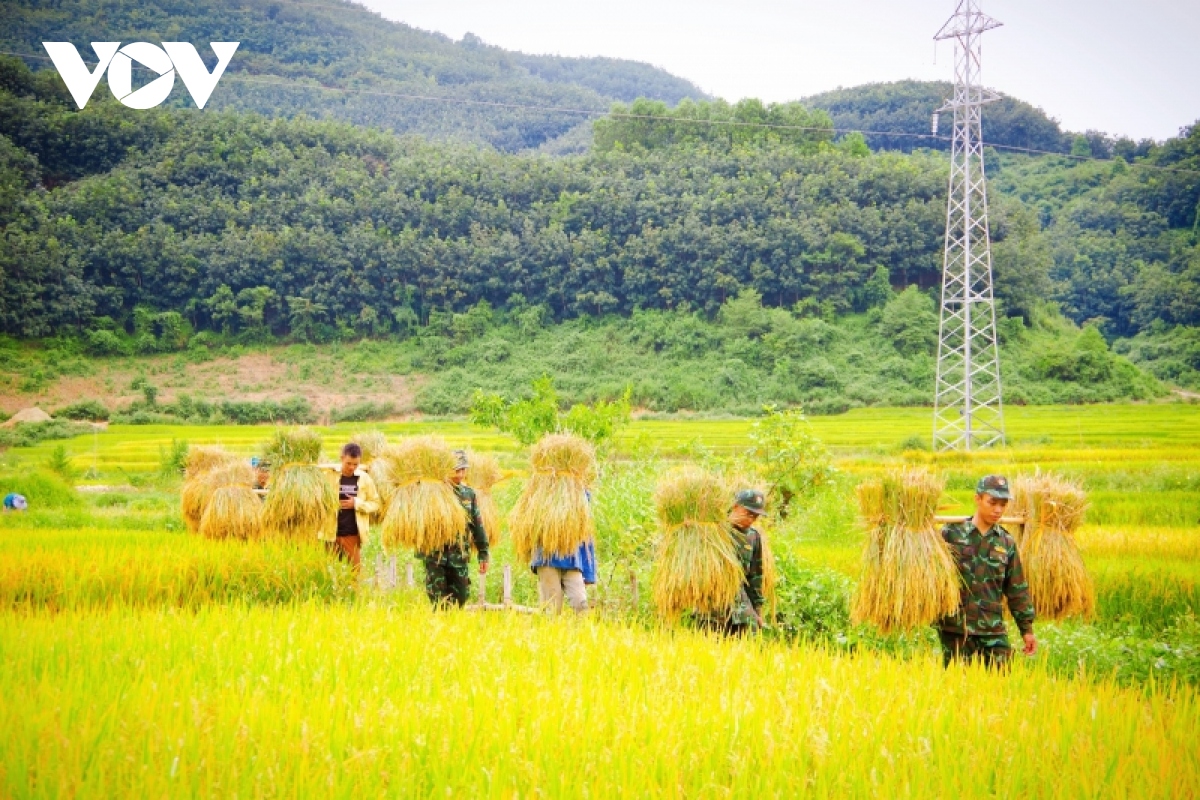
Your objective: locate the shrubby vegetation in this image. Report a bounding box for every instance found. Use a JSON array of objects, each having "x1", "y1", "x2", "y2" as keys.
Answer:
[
  {"x1": 410, "y1": 290, "x2": 1161, "y2": 415},
  {"x1": 0, "y1": 420, "x2": 96, "y2": 449},
  {"x1": 471, "y1": 376, "x2": 632, "y2": 445}
]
